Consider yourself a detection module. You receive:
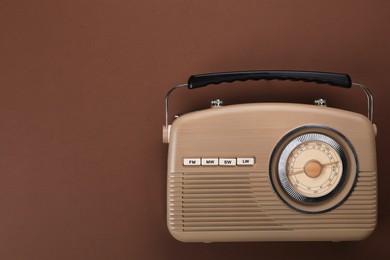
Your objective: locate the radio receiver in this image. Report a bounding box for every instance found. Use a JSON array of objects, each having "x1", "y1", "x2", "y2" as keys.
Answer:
[{"x1": 163, "y1": 71, "x2": 377, "y2": 242}]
